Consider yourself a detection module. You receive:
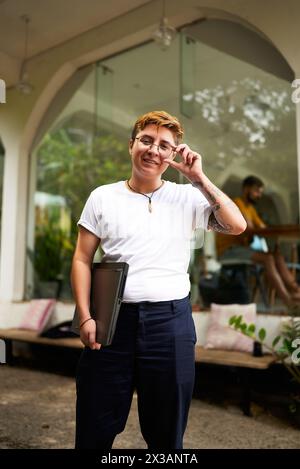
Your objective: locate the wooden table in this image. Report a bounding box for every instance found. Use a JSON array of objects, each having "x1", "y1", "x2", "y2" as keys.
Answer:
[
  {"x1": 252, "y1": 224, "x2": 300, "y2": 242},
  {"x1": 252, "y1": 224, "x2": 299, "y2": 261}
]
